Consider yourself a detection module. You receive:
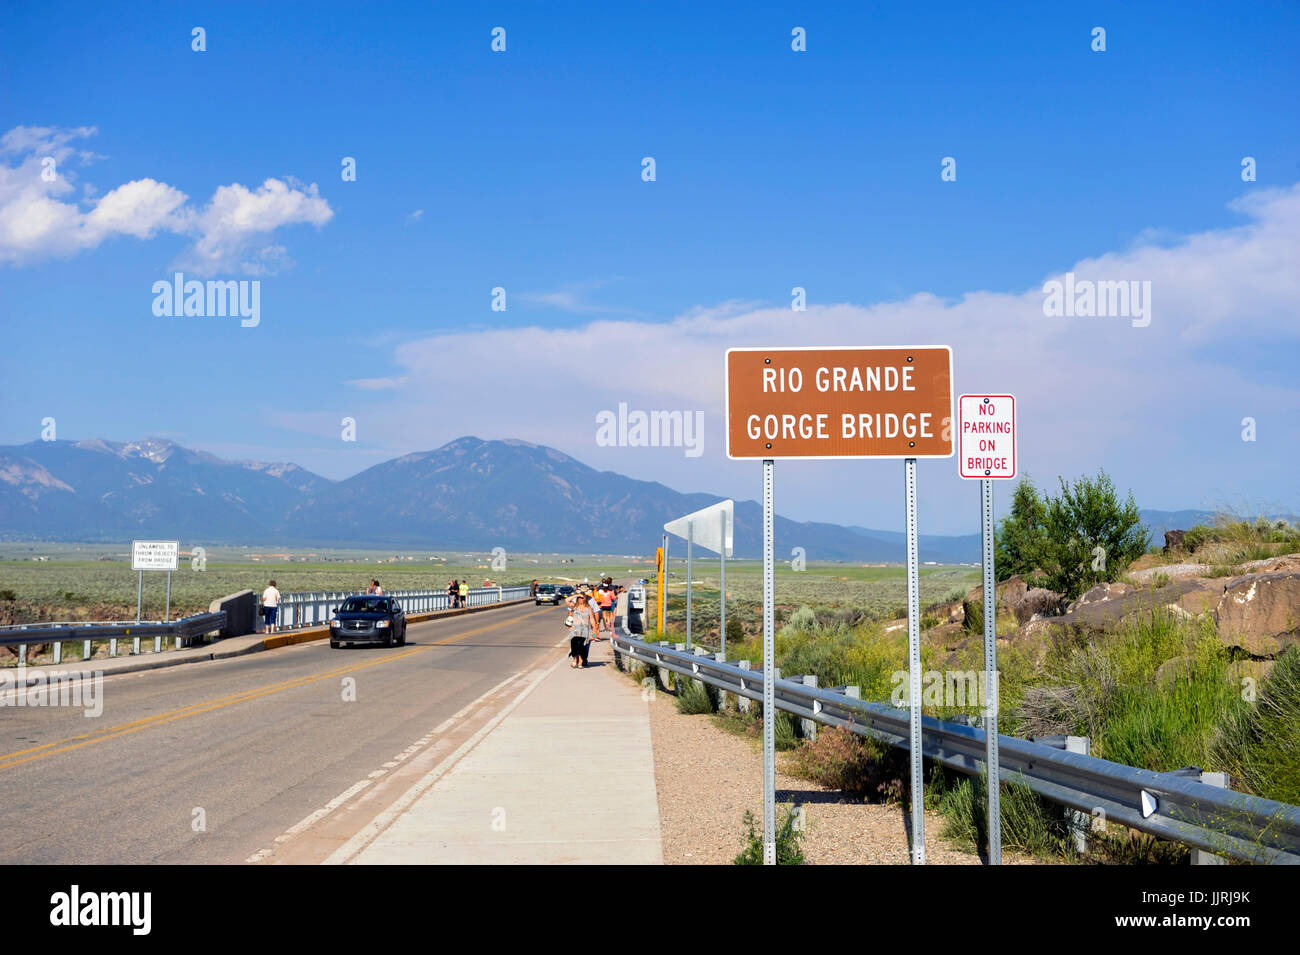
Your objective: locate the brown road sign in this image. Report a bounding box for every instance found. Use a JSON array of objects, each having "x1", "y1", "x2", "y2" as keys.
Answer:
[{"x1": 725, "y1": 346, "x2": 954, "y2": 459}]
